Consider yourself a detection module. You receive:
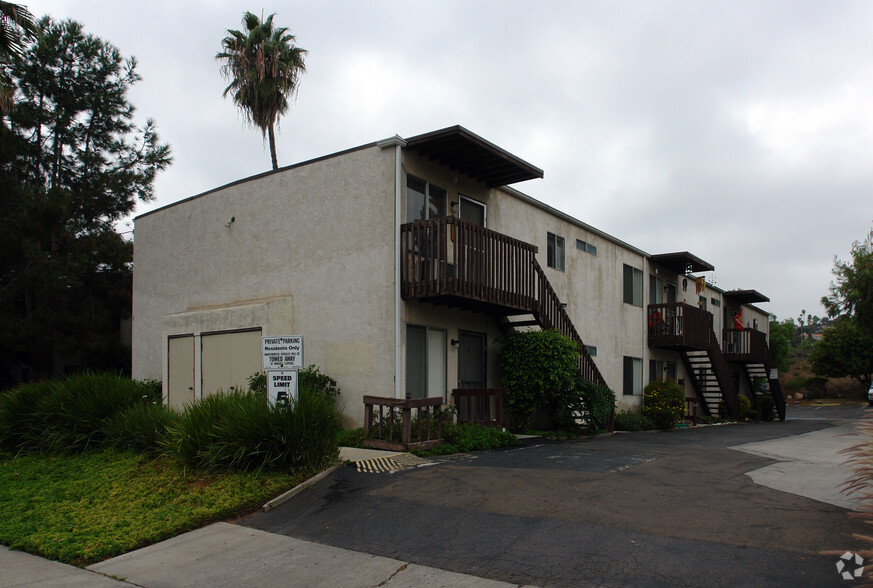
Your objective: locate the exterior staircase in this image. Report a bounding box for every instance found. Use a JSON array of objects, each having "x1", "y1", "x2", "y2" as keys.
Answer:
[
  {"x1": 648, "y1": 303, "x2": 740, "y2": 418},
  {"x1": 723, "y1": 329, "x2": 786, "y2": 421},
  {"x1": 401, "y1": 216, "x2": 607, "y2": 388}
]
